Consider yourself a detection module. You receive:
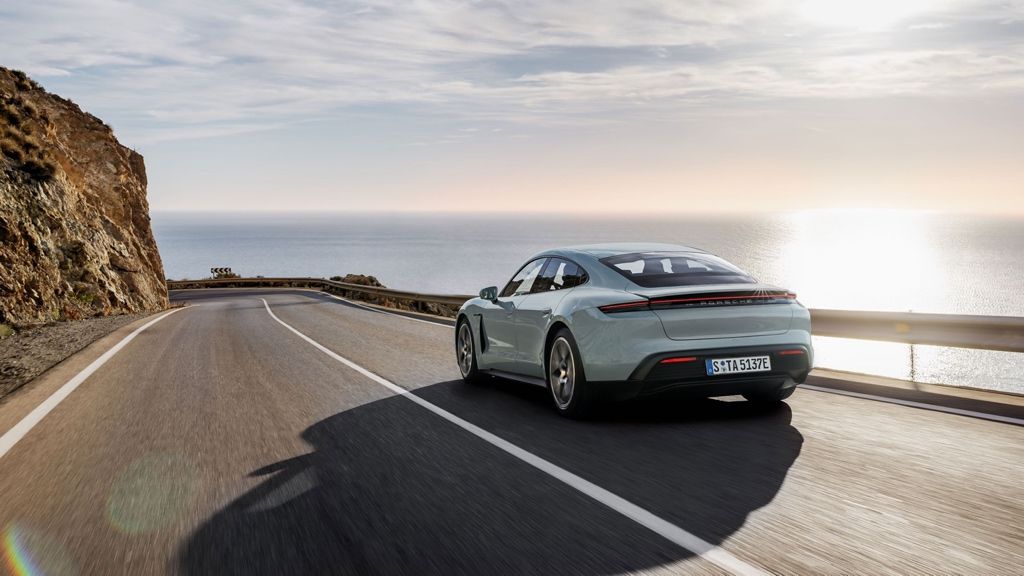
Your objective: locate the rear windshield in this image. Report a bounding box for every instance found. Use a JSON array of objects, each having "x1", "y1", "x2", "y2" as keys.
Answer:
[{"x1": 600, "y1": 252, "x2": 757, "y2": 288}]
